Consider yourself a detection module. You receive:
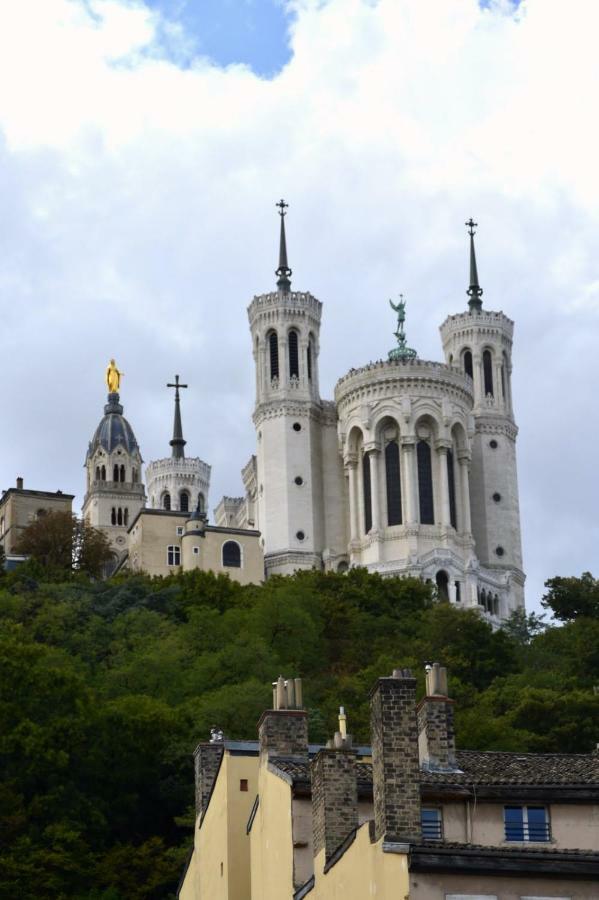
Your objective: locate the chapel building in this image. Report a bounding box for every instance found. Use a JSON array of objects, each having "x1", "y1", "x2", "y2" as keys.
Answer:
[{"x1": 216, "y1": 208, "x2": 525, "y2": 619}]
